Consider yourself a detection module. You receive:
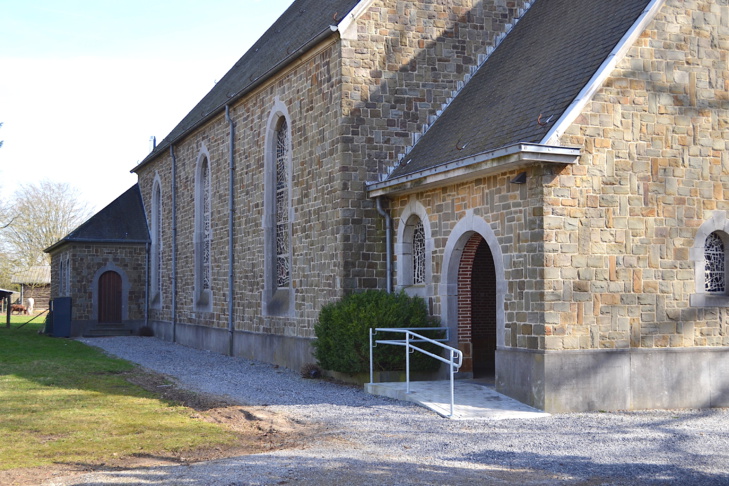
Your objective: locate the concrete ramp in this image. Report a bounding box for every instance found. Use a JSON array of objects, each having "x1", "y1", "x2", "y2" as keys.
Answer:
[{"x1": 365, "y1": 380, "x2": 550, "y2": 420}]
